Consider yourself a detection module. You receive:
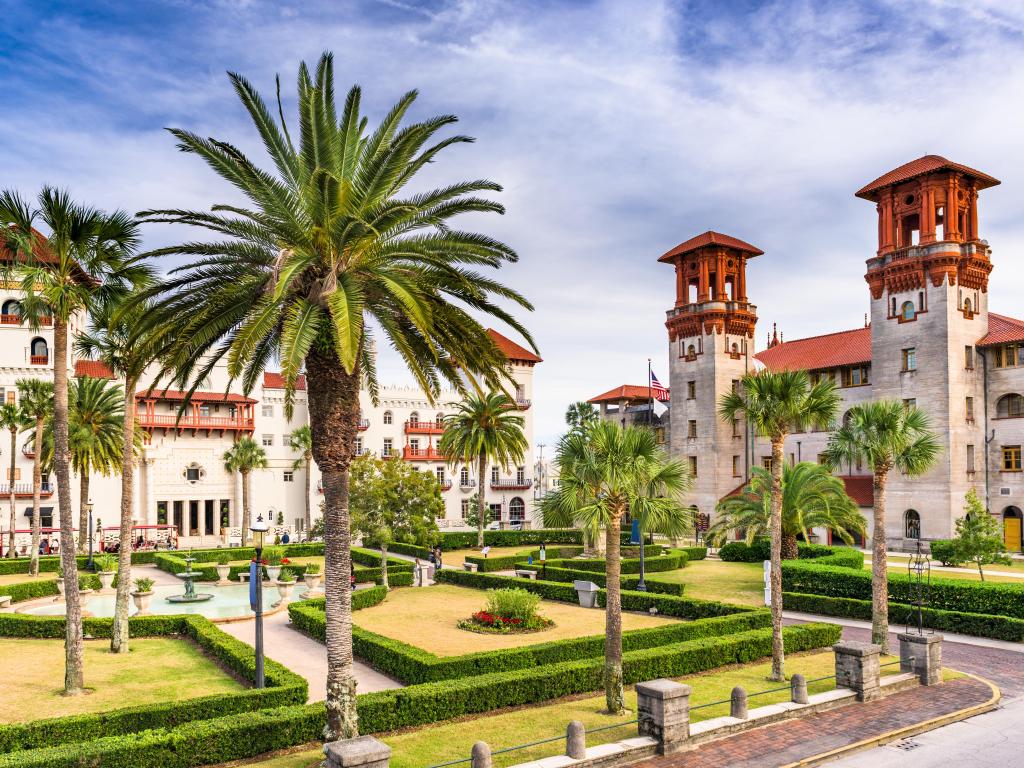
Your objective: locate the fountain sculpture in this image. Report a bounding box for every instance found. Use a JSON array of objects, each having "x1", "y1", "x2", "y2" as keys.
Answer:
[{"x1": 166, "y1": 552, "x2": 214, "y2": 604}]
